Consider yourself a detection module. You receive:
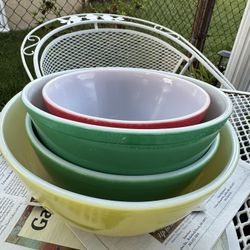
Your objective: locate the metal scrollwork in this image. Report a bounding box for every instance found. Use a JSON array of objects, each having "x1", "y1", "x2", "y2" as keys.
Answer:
[
  {"x1": 167, "y1": 31, "x2": 180, "y2": 39},
  {"x1": 154, "y1": 25, "x2": 180, "y2": 39},
  {"x1": 99, "y1": 14, "x2": 124, "y2": 21},
  {"x1": 58, "y1": 15, "x2": 83, "y2": 25},
  {"x1": 58, "y1": 13, "x2": 124, "y2": 25},
  {"x1": 154, "y1": 25, "x2": 164, "y2": 31},
  {"x1": 23, "y1": 35, "x2": 41, "y2": 56}
]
